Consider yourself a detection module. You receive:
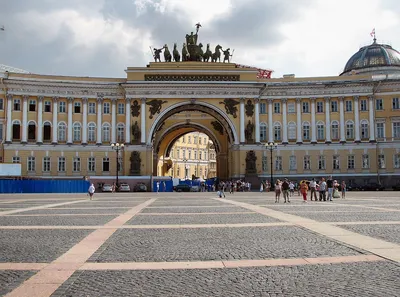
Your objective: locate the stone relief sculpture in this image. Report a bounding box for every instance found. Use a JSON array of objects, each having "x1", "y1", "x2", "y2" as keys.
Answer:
[
  {"x1": 245, "y1": 151, "x2": 257, "y2": 175},
  {"x1": 245, "y1": 99, "x2": 254, "y2": 117},
  {"x1": 245, "y1": 120, "x2": 254, "y2": 142},
  {"x1": 130, "y1": 100, "x2": 140, "y2": 117},
  {"x1": 131, "y1": 121, "x2": 141, "y2": 143},
  {"x1": 173, "y1": 43, "x2": 181, "y2": 62},
  {"x1": 146, "y1": 99, "x2": 168, "y2": 119},
  {"x1": 130, "y1": 151, "x2": 141, "y2": 175},
  {"x1": 219, "y1": 98, "x2": 239, "y2": 118},
  {"x1": 163, "y1": 44, "x2": 172, "y2": 62},
  {"x1": 211, "y1": 121, "x2": 224, "y2": 135}
]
